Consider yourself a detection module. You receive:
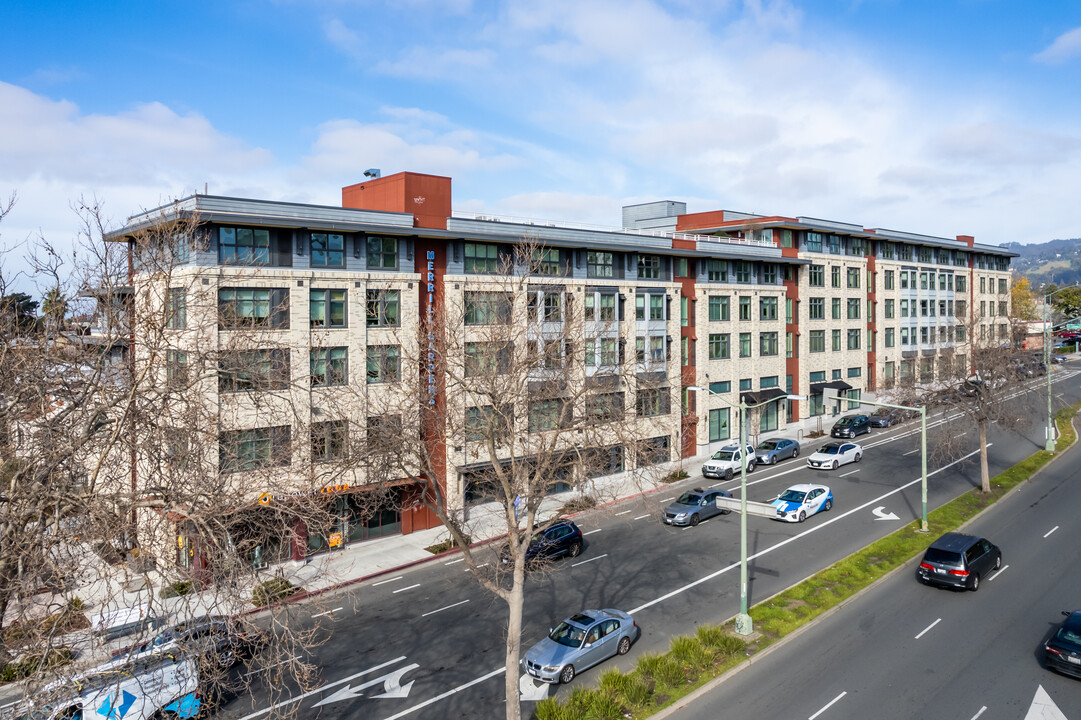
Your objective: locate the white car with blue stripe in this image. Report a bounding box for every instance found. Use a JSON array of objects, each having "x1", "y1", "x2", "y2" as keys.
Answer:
[{"x1": 771, "y1": 483, "x2": 834, "y2": 523}]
